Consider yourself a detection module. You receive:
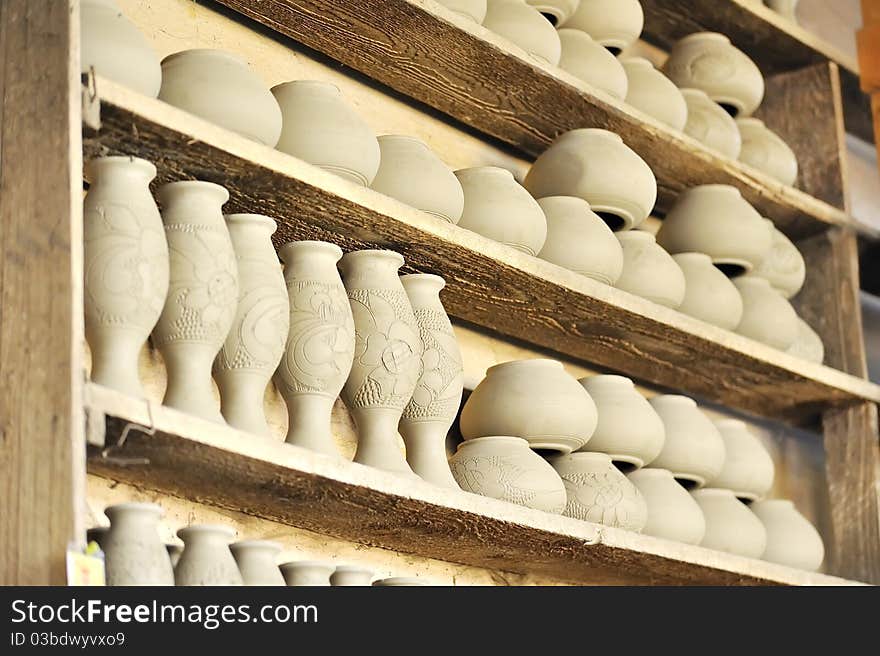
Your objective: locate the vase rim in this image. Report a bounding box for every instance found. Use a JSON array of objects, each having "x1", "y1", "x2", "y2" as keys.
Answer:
[
  {"x1": 105, "y1": 502, "x2": 163, "y2": 519},
  {"x1": 339, "y1": 248, "x2": 405, "y2": 268},
  {"x1": 229, "y1": 539, "x2": 282, "y2": 553},
  {"x1": 458, "y1": 435, "x2": 530, "y2": 450},
  {"x1": 378, "y1": 134, "x2": 428, "y2": 148},
  {"x1": 158, "y1": 180, "x2": 230, "y2": 205},
  {"x1": 271, "y1": 79, "x2": 341, "y2": 94},
  {"x1": 672, "y1": 251, "x2": 713, "y2": 264},
  {"x1": 224, "y1": 213, "x2": 277, "y2": 232},
  {"x1": 279, "y1": 560, "x2": 336, "y2": 571},
  {"x1": 677, "y1": 32, "x2": 731, "y2": 45},
  {"x1": 629, "y1": 467, "x2": 673, "y2": 479},
  {"x1": 579, "y1": 373, "x2": 634, "y2": 386},
  {"x1": 373, "y1": 577, "x2": 426, "y2": 585},
  {"x1": 454, "y1": 166, "x2": 515, "y2": 179},
  {"x1": 537, "y1": 195, "x2": 592, "y2": 208},
  {"x1": 278, "y1": 239, "x2": 343, "y2": 263},
  {"x1": 161, "y1": 48, "x2": 247, "y2": 67},
  {"x1": 561, "y1": 451, "x2": 613, "y2": 464},
  {"x1": 333, "y1": 565, "x2": 373, "y2": 574},
  {"x1": 400, "y1": 273, "x2": 446, "y2": 291},
  {"x1": 176, "y1": 524, "x2": 236, "y2": 541},
  {"x1": 486, "y1": 358, "x2": 564, "y2": 375},
  {"x1": 687, "y1": 183, "x2": 741, "y2": 197},
  {"x1": 650, "y1": 394, "x2": 697, "y2": 406},
  {"x1": 85, "y1": 155, "x2": 157, "y2": 181}
]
